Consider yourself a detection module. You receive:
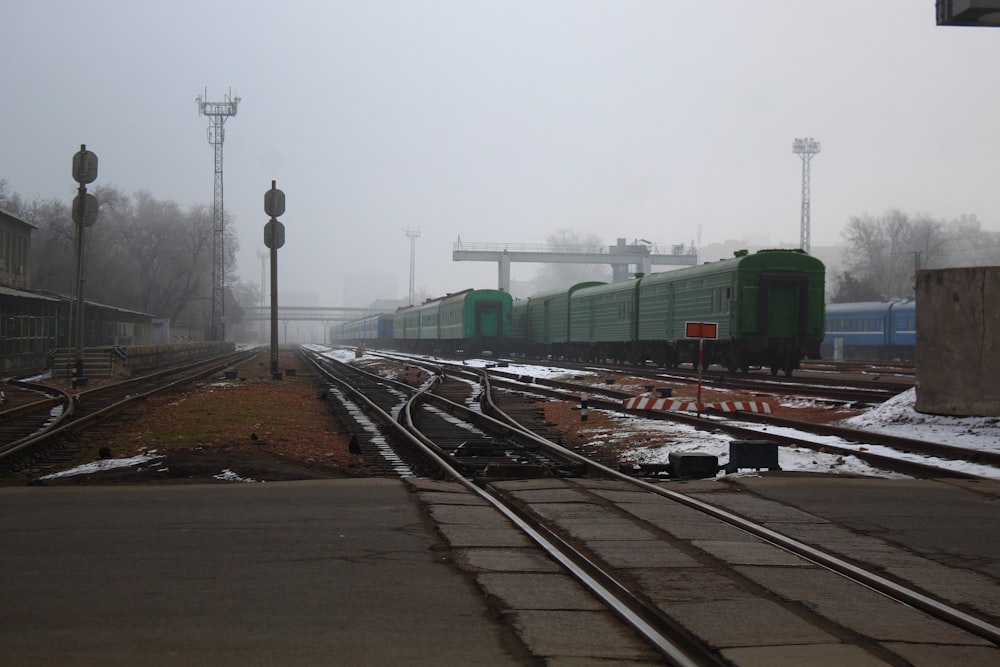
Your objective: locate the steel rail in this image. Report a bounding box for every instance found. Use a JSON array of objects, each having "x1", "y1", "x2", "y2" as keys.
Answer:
[
  {"x1": 476, "y1": 371, "x2": 1000, "y2": 647},
  {"x1": 0, "y1": 349, "x2": 258, "y2": 465},
  {"x1": 301, "y1": 349, "x2": 720, "y2": 666}
]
